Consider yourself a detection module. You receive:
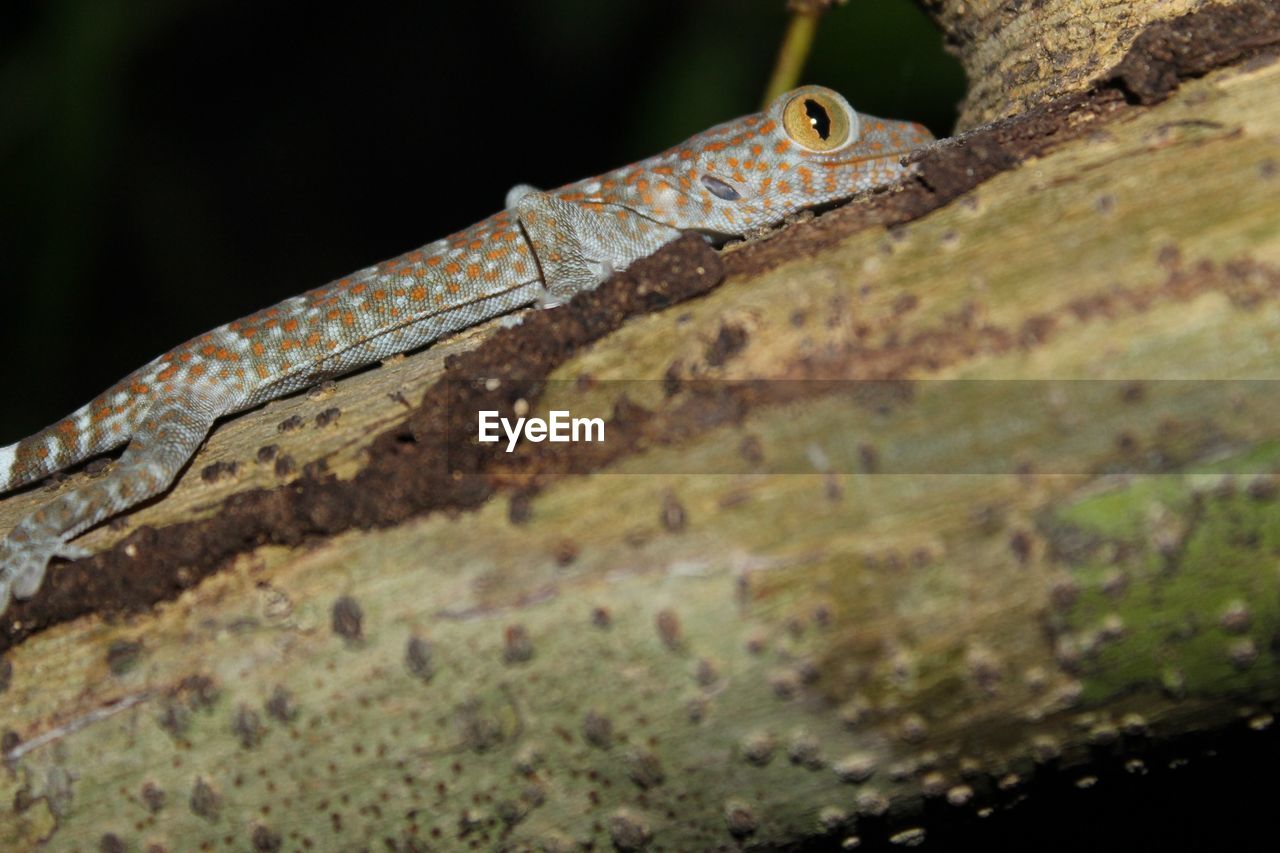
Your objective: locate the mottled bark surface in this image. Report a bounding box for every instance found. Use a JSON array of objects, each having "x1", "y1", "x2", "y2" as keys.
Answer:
[{"x1": 3, "y1": 1, "x2": 1280, "y2": 850}]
